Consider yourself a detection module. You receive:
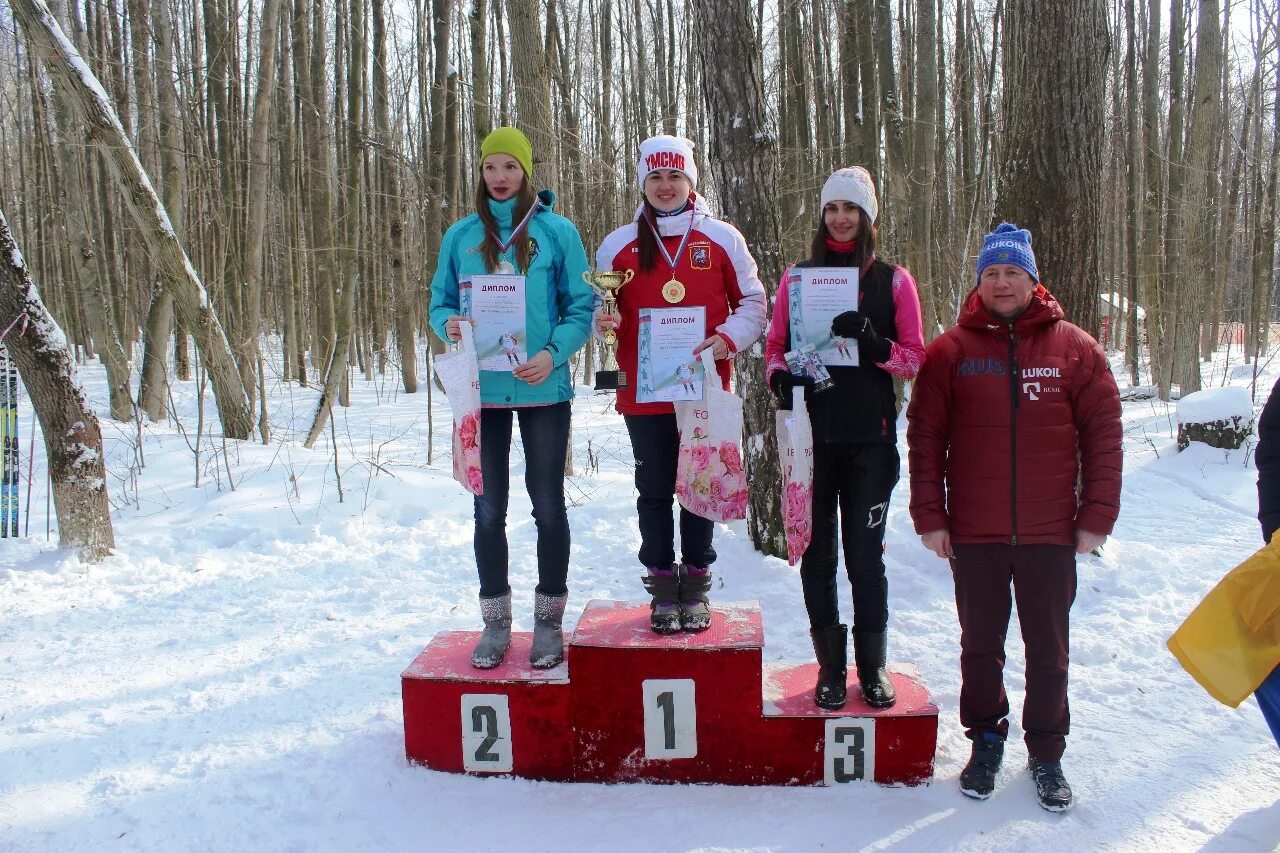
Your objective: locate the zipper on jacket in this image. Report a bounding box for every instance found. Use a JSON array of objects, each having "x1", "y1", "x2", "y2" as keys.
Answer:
[{"x1": 1008, "y1": 327, "x2": 1019, "y2": 546}]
